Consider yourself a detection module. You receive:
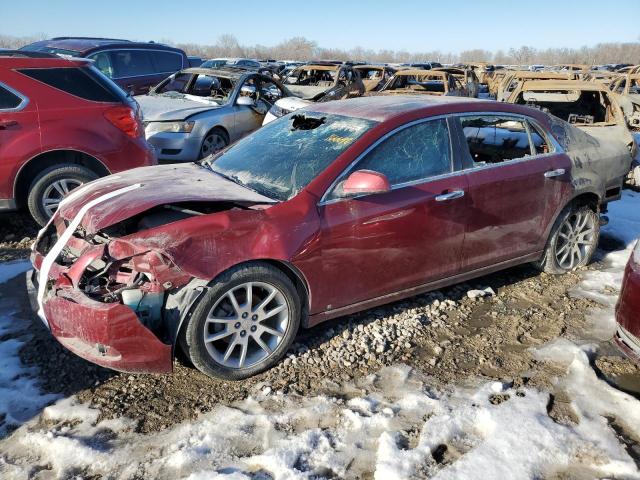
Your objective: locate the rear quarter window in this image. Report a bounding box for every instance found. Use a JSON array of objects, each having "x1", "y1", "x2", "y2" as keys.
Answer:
[
  {"x1": 0, "y1": 85, "x2": 23, "y2": 110},
  {"x1": 19, "y1": 67, "x2": 125, "y2": 103},
  {"x1": 151, "y1": 51, "x2": 183, "y2": 73}
]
